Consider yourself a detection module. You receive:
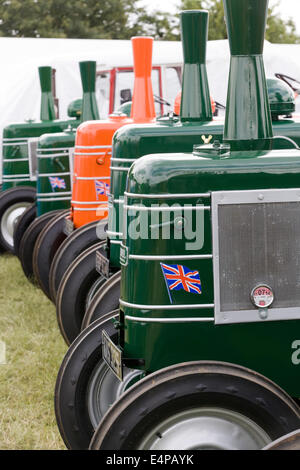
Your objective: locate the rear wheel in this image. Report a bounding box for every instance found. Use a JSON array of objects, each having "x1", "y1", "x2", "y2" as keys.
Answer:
[
  {"x1": 13, "y1": 203, "x2": 36, "y2": 258},
  {"x1": 0, "y1": 186, "x2": 36, "y2": 253},
  {"x1": 81, "y1": 271, "x2": 121, "y2": 331},
  {"x1": 19, "y1": 210, "x2": 63, "y2": 282},
  {"x1": 56, "y1": 241, "x2": 106, "y2": 345},
  {"x1": 55, "y1": 311, "x2": 141, "y2": 450},
  {"x1": 263, "y1": 430, "x2": 300, "y2": 450},
  {"x1": 49, "y1": 220, "x2": 107, "y2": 302},
  {"x1": 90, "y1": 361, "x2": 300, "y2": 450},
  {"x1": 32, "y1": 210, "x2": 69, "y2": 299}
]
